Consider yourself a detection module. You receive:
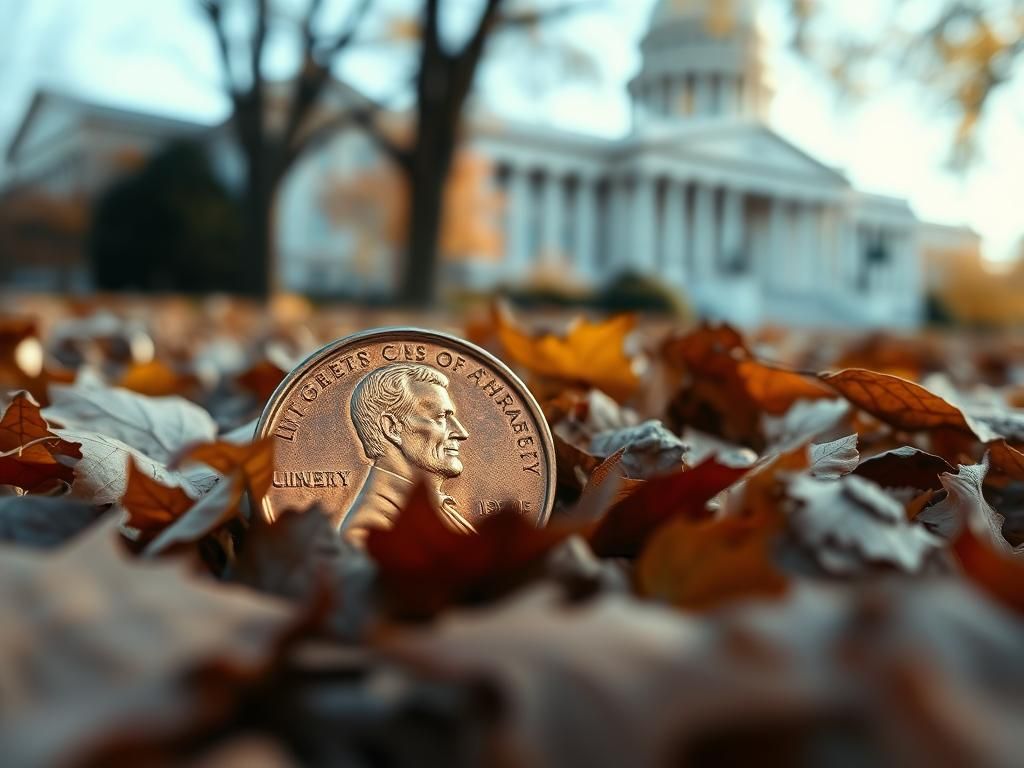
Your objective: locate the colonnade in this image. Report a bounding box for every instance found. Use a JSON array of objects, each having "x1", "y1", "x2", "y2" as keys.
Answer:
[{"x1": 499, "y1": 165, "x2": 915, "y2": 298}]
